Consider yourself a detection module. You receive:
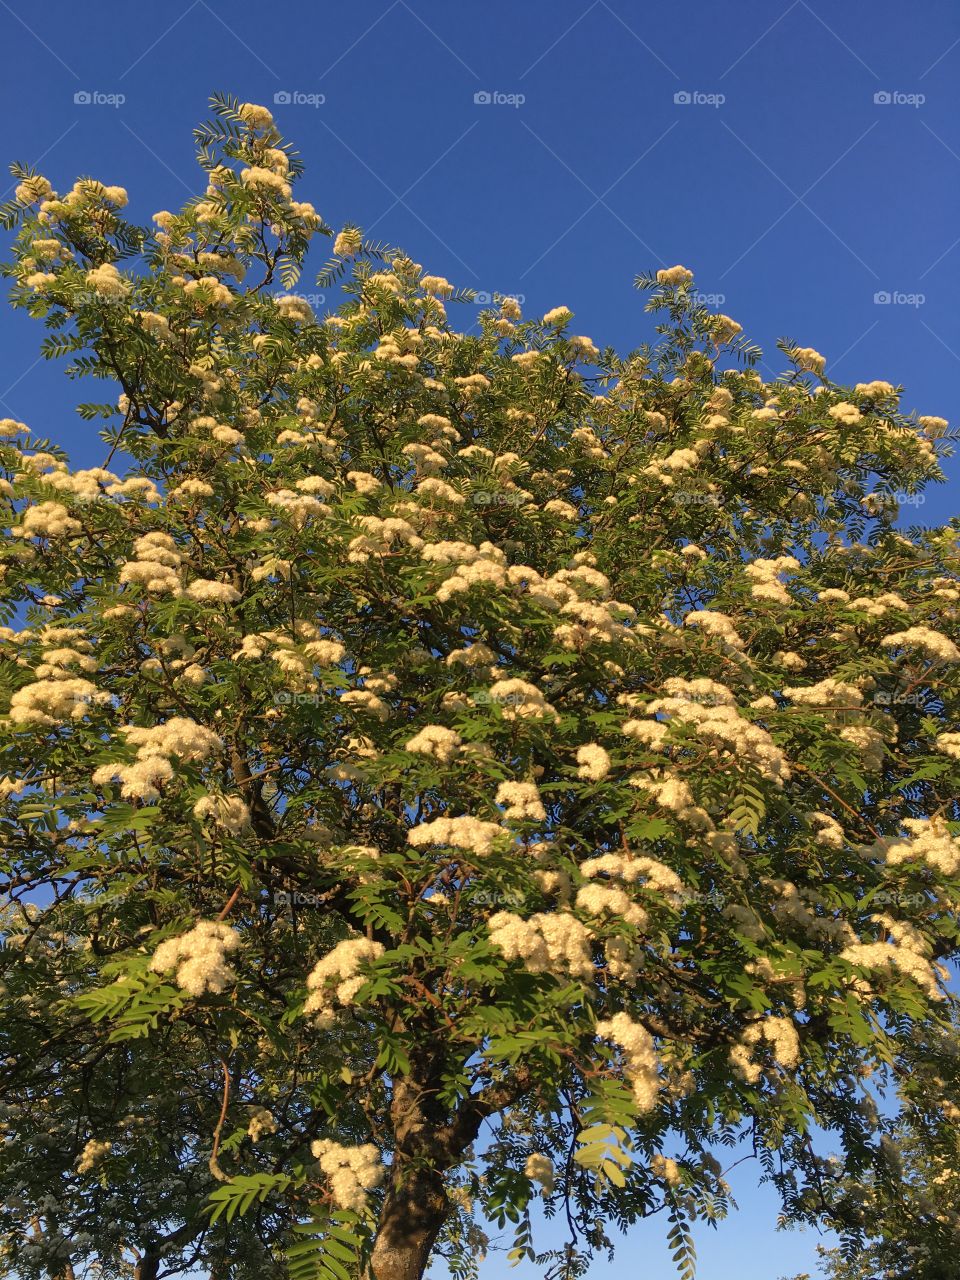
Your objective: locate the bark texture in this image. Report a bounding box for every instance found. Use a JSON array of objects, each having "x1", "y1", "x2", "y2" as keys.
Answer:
[
  {"x1": 363, "y1": 1066, "x2": 533, "y2": 1280},
  {"x1": 365, "y1": 1162, "x2": 449, "y2": 1280}
]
